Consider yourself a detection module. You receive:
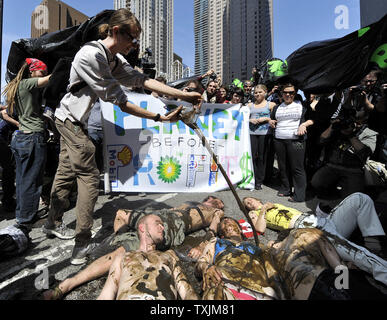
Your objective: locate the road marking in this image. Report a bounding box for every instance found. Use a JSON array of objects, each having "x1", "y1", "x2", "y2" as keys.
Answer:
[{"x1": 0, "y1": 193, "x2": 178, "y2": 290}]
